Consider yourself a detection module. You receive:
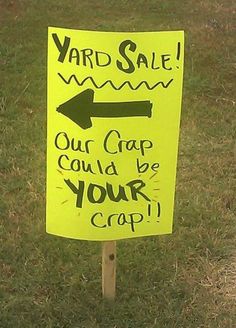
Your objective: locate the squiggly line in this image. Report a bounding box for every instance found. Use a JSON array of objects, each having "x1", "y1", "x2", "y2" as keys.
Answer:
[{"x1": 58, "y1": 73, "x2": 173, "y2": 90}]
